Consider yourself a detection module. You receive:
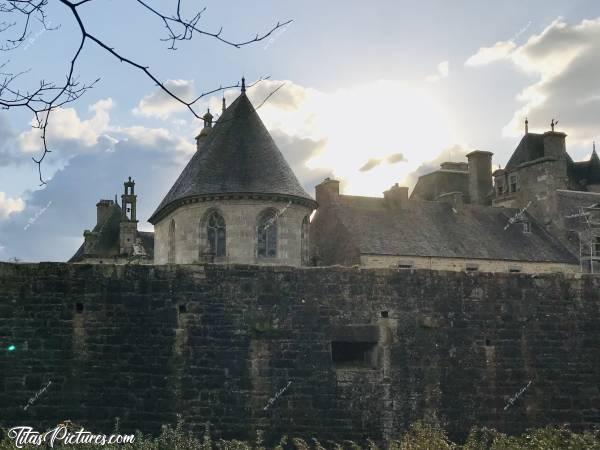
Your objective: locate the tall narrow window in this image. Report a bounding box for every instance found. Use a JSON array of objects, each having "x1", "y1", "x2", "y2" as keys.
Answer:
[
  {"x1": 301, "y1": 215, "x2": 310, "y2": 265},
  {"x1": 594, "y1": 236, "x2": 600, "y2": 257},
  {"x1": 168, "y1": 219, "x2": 176, "y2": 264},
  {"x1": 510, "y1": 174, "x2": 518, "y2": 193},
  {"x1": 206, "y1": 210, "x2": 226, "y2": 257},
  {"x1": 257, "y1": 209, "x2": 278, "y2": 257}
]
